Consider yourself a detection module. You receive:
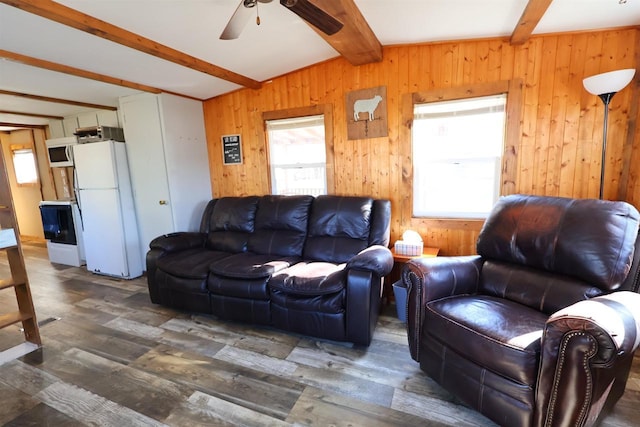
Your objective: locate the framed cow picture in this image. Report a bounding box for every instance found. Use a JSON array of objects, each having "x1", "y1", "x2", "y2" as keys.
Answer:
[{"x1": 346, "y1": 86, "x2": 388, "y2": 140}]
